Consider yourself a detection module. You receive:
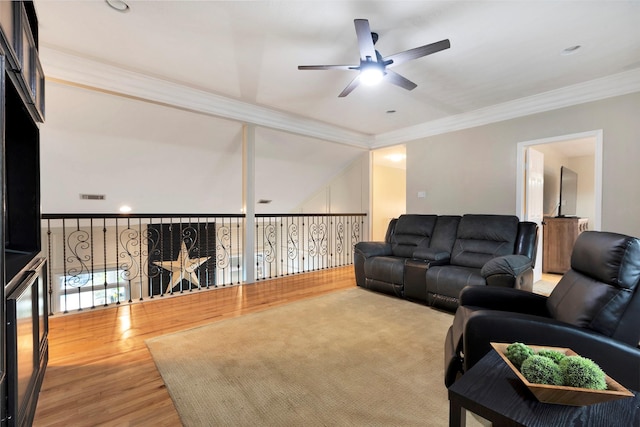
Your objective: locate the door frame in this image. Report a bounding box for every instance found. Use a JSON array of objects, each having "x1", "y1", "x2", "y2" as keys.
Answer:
[
  {"x1": 525, "y1": 147, "x2": 545, "y2": 282},
  {"x1": 515, "y1": 130, "x2": 603, "y2": 230}
]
